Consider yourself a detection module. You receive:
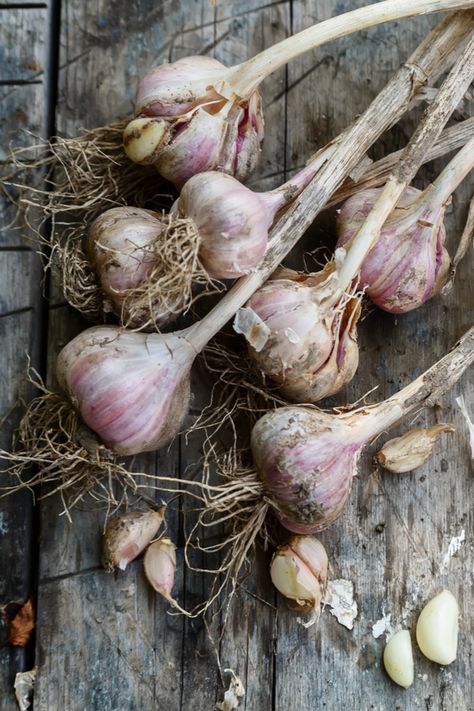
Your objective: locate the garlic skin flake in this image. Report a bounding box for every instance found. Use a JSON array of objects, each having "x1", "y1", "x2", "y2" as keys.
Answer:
[
  {"x1": 383, "y1": 630, "x2": 414, "y2": 688},
  {"x1": 416, "y1": 590, "x2": 459, "y2": 665},
  {"x1": 376, "y1": 424, "x2": 454, "y2": 473},
  {"x1": 101, "y1": 509, "x2": 164, "y2": 572},
  {"x1": 270, "y1": 535, "x2": 328, "y2": 627}
]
